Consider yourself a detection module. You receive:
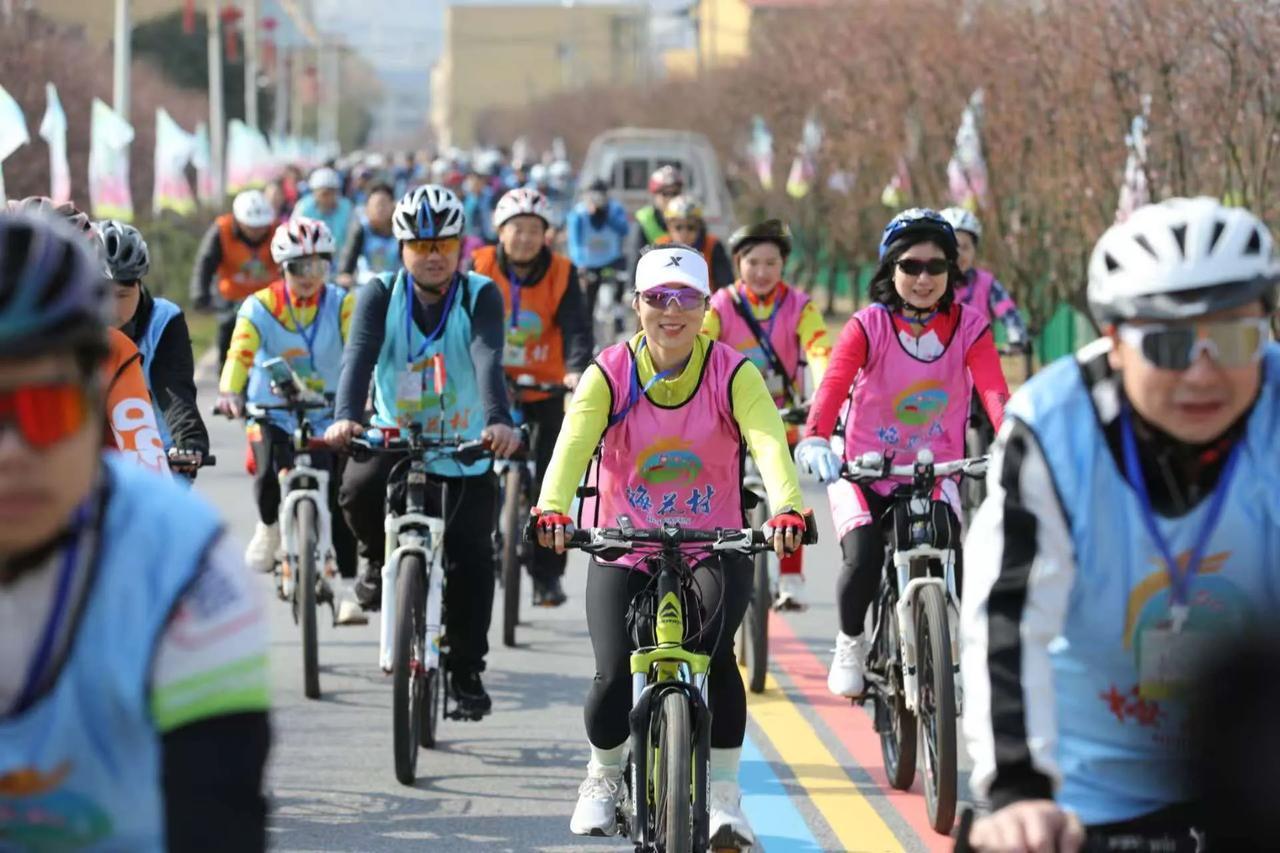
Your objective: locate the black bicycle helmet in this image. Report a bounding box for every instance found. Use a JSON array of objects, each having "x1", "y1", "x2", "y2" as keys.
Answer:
[{"x1": 729, "y1": 219, "x2": 793, "y2": 259}]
